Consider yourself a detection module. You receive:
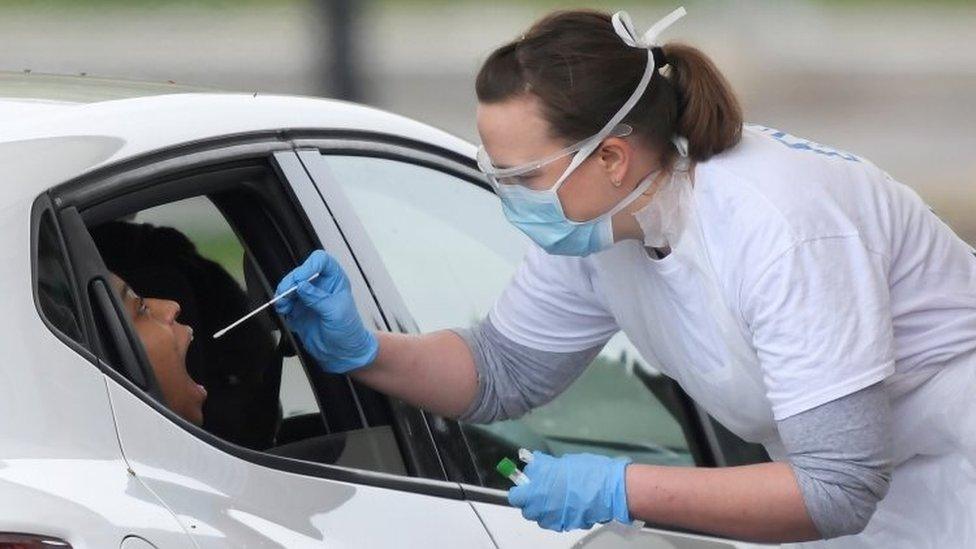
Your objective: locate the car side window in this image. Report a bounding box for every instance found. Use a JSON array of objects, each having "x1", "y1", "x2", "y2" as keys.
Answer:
[
  {"x1": 133, "y1": 196, "x2": 323, "y2": 421},
  {"x1": 35, "y1": 210, "x2": 83, "y2": 342},
  {"x1": 133, "y1": 198, "x2": 320, "y2": 423},
  {"x1": 322, "y1": 154, "x2": 698, "y2": 489},
  {"x1": 90, "y1": 190, "x2": 407, "y2": 477}
]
